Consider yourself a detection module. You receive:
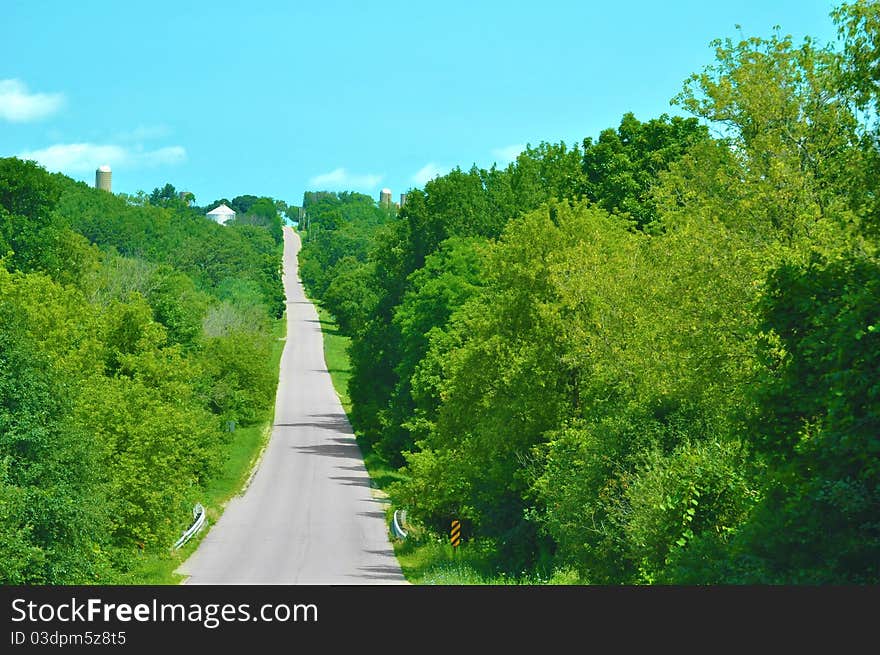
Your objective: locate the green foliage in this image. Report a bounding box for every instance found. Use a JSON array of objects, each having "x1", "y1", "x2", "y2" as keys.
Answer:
[
  {"x1": 0, "y1": 158, "x2": 283, "y2": 582},
  {"x1": 287, "y1": 1, "x2": 880, "y2": 585},
  {"x1": 380, "y1": 237, "x2": 487, "y2": 463},
  {"x1": 228, "y1": 195, "x2": 259, "y2": 215},
  {"x1": 230, "y1": 196, "x2": 284, "y2": 244},
  {"x1": 670, "y1": 28, "x2": 864, "y2": 246},
  {"x1": 0, "y1": 158, "x2": 76, "y2": 279},
  {"x1": 580, "y1": 112, "x2": 709, "y2": 229},
  {"x1": 298, "y1": 190, "x2": 391, "y2": 300},
  {"x1": 149, "y1": 183, "x2": 179, "y2": 207},
  {"x1": 833, "y1": 1, "x2": 880, "y2": 112},
  {"x1": 54, "y1": 174, "x2": 284, "y2": 318},
  {"x1": 76, "y1": 372, "x2": 221, "y2": 550},
  {"x1": 0, "y1": 273, "x2": 110, "y2": 583},
  {"x1": 145, "y1": 266, "x2": 210, "y2": 348},
  {"x1": 343, "y1": 152, "x2": 586, "y2": 462},
  {"x1": 200, "y1": 331, "x2": 275, "y2": 424},
  {"x1": 732, "y1": 253, "x2": 880, "y2": 582},
  {"x1": 621, "y1": 439, "x2": 759, "y2": 584},
  {"x1": 322, "y1": 257, "x2": 378, "y2": 335}
]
